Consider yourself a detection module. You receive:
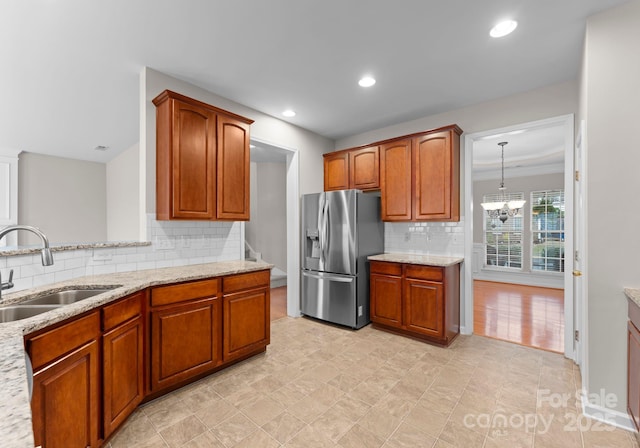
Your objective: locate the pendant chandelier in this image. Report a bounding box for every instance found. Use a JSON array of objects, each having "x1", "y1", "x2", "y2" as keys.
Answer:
[{"x1": 480, "y1": 141, "x2": 526, "y2": 223}]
